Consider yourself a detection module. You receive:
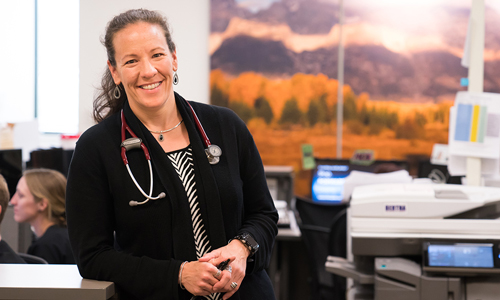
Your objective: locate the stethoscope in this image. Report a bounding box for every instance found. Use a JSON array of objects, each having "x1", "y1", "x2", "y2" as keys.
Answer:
[{"x1": 120, "y1": 100, "x2": 222, "y2": 207}]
